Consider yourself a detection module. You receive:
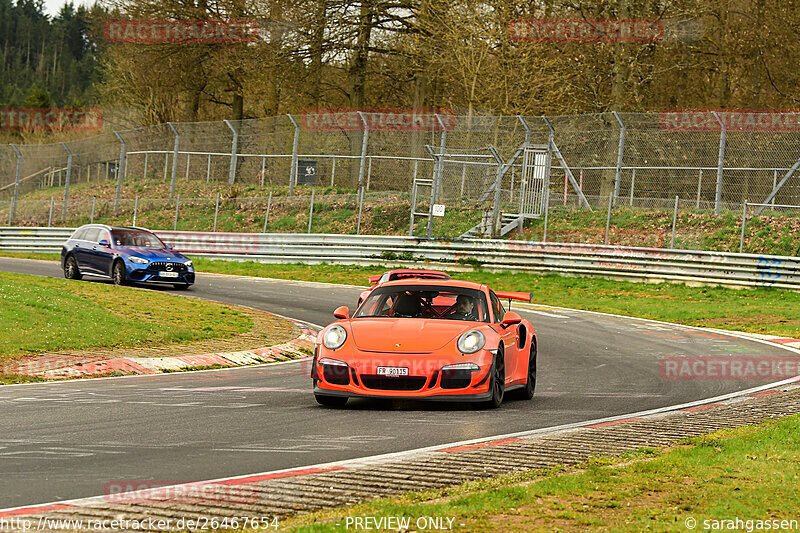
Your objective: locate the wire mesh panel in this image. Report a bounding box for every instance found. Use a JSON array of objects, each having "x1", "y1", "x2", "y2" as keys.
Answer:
[{"x1": 519, "y1": 146, "x2": 550, "y2": 217}]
